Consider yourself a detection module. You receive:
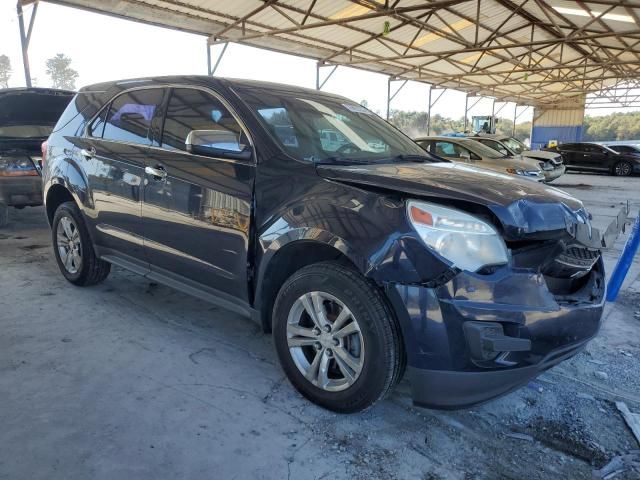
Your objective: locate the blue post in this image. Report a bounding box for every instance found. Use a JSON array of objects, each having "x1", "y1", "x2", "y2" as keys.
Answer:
[{"x1": 606, "y1": 212, "x2": 640, "y2": 302}]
